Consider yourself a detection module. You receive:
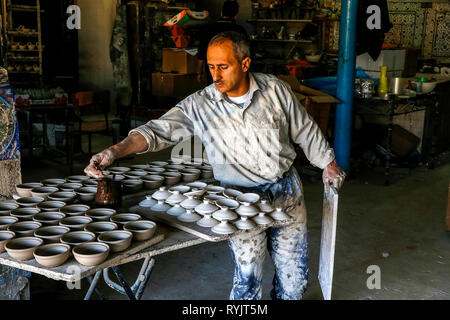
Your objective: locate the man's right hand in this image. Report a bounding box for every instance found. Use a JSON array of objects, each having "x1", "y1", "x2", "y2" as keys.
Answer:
[{"x1": 84, "y1": 148, "x2": 118, "y2": 179}]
